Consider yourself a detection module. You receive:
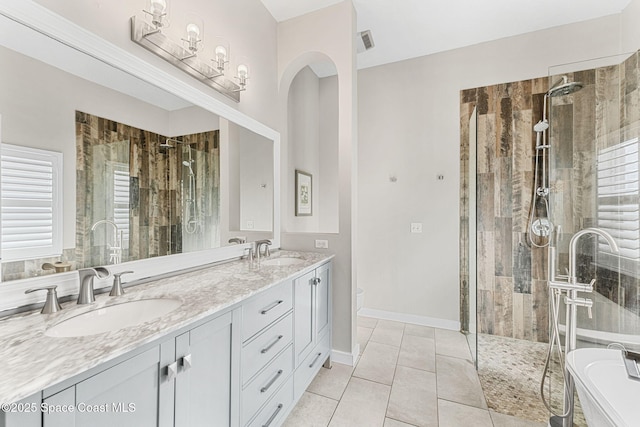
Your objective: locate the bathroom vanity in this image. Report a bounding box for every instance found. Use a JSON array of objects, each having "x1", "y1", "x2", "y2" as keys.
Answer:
[{"x1": 0, "y1": 251, "x2": 332, "y2": 427}]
